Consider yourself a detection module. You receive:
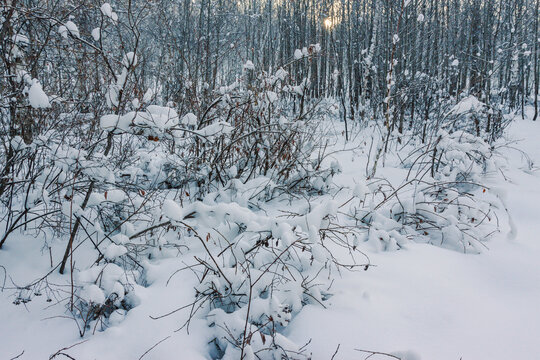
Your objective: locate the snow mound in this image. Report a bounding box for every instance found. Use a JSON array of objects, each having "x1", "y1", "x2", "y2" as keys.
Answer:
[
  {"x1": 28, "y1": 79, "x2": 50, "y2": 108},
  {"x1": 450, "y1": 95, "x2": 484, "y2": 115}
]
